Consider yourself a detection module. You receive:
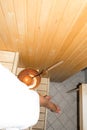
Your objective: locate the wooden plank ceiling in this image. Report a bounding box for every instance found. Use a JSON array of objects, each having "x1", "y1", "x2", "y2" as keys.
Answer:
[{"x1": 0, "y1": 0, "x2": 87, "y2": 82}]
